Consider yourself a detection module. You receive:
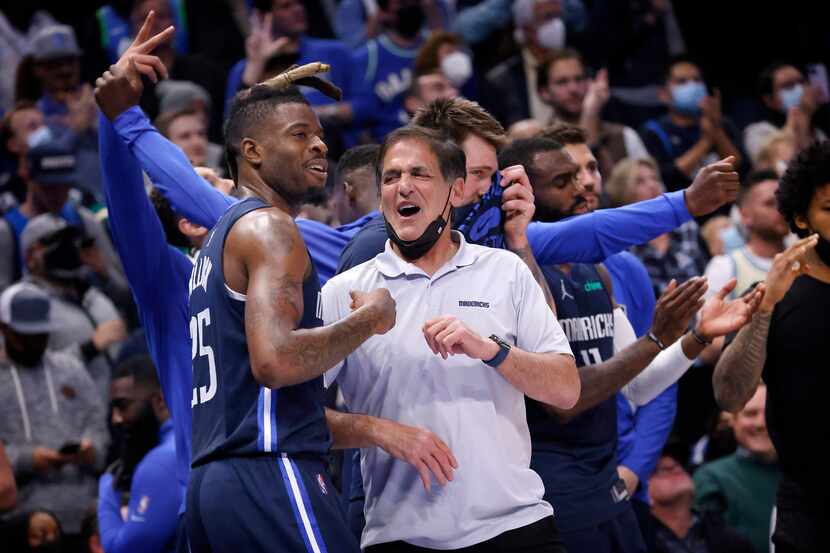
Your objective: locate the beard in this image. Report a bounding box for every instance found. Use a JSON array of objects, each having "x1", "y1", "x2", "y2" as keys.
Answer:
[{"x1": 535, "y1": 196, "x2": 587, "y2": 222}]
